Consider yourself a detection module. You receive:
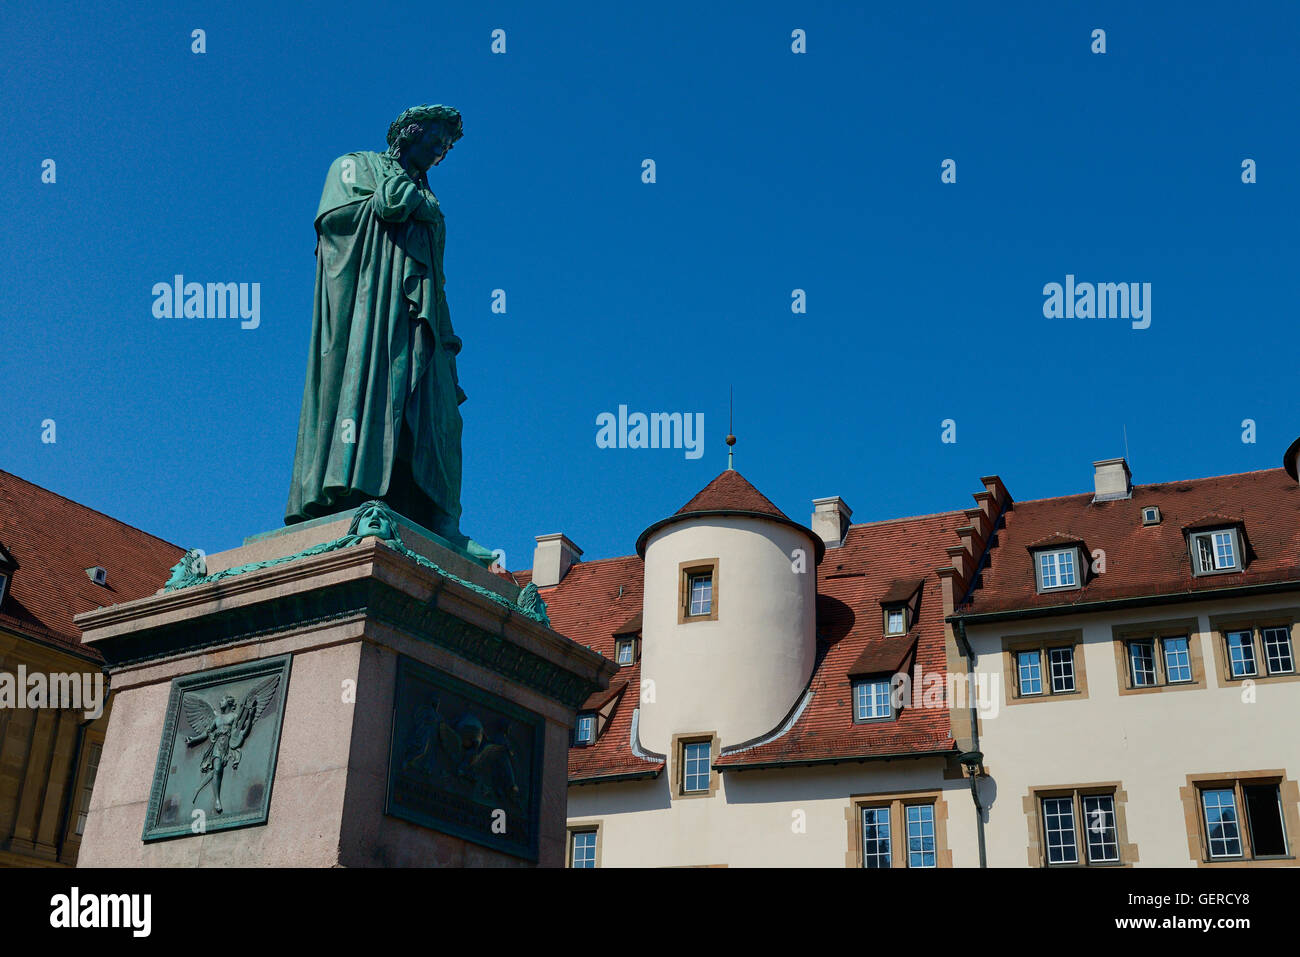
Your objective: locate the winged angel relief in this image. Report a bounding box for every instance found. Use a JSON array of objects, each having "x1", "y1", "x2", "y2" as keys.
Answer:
[{"x1": 183, "y1": 675, "x2": 283, "y2": 814}]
